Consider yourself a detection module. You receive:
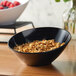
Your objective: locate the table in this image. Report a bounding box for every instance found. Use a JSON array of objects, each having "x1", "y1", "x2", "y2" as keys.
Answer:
[{"x1": 0, "y1": 40, "x2": 76, "y2": 76}]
